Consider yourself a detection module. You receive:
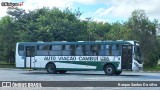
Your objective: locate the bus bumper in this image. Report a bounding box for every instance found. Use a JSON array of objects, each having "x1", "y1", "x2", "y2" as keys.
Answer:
[{"x1": 133, "y1": 63, "x2": 143, "y2": 71}]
